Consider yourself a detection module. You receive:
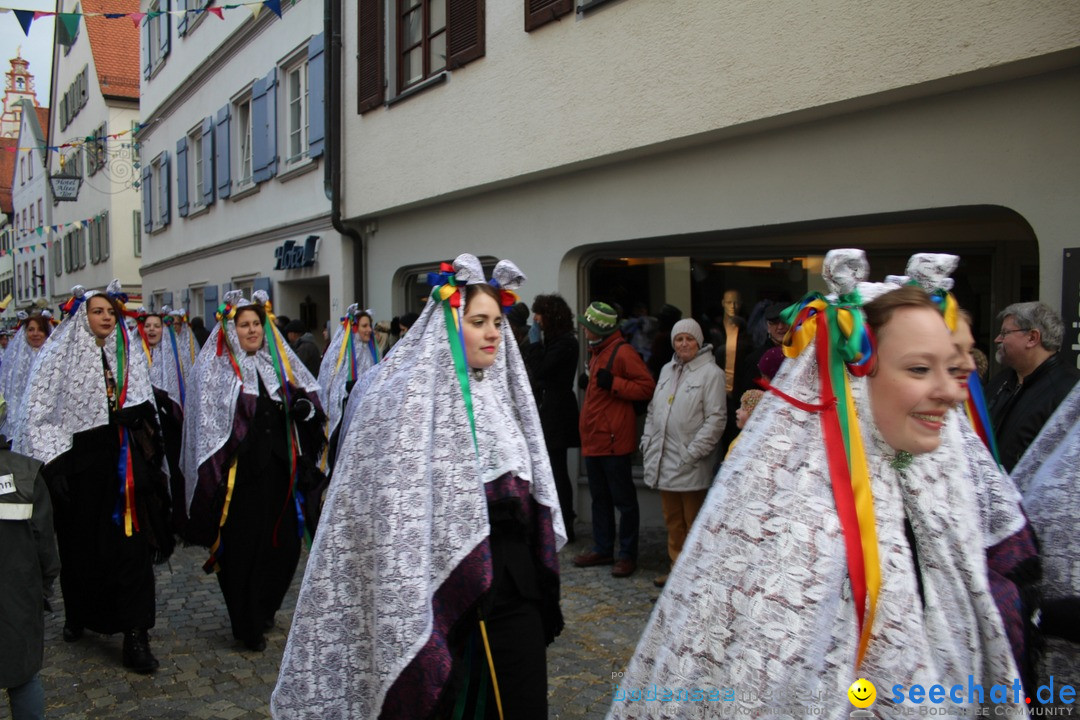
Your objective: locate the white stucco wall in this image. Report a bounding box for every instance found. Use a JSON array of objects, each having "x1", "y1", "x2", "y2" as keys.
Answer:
[
  {"x1": 49, "y1": 8, "x2": 142, "y2": 297},
  {"x1": 360, "y1": 67, "x2": 1080, "y2": 317},
  {"x1": 341, "y1": 0, "x2": 1080, "y2": 218},
  {"x1": 12, "y1": 106, "x2": 51, "y2": 302},
  {"x1": 137, "y1": 0, "x2": 329, "y2": 271}
]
